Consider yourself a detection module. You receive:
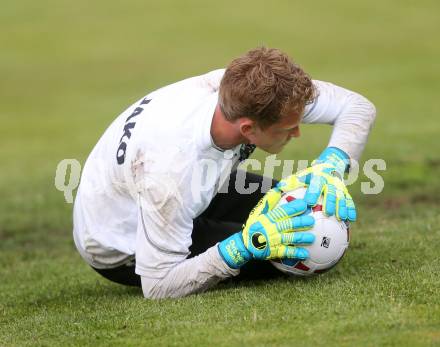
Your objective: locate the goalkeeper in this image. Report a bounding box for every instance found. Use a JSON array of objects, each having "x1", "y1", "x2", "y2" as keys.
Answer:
[{"x1": 73, "y1": 47, "x2": 376, "y2": 298}]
